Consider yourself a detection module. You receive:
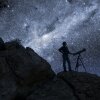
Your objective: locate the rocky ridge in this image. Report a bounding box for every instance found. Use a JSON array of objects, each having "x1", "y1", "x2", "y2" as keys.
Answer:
[{"x1": 0, "y1": 38, "x2": 100, "y2": 100}]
